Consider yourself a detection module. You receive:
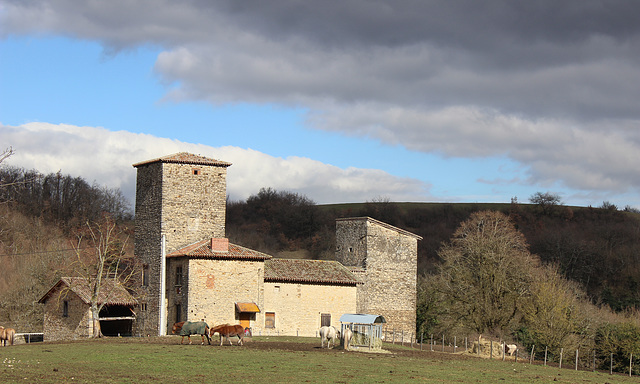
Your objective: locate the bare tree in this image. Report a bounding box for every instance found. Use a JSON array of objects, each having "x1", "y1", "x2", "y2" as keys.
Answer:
[
  {"x1": 529, "y1": 191, "x2": 562, "y2": 215},
  {"x1": 437, "y1": 210, "x2": 538, "y2": 335},
  {"x1": 66, "y1": 214, "x2": 137, "y2": 338}
]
